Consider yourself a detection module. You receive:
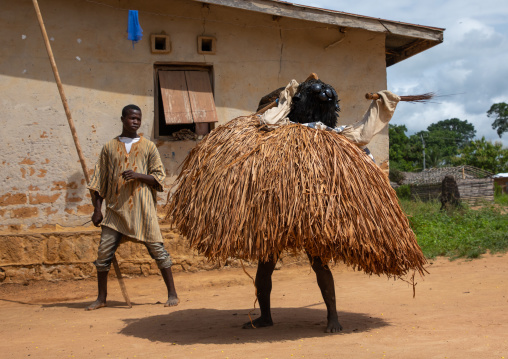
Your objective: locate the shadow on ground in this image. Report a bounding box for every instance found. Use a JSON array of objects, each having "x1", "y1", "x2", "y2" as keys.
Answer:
[
  {"x1": 37, "y1": 300, "x2": 155, "y2": 309},
  {"x1": 119, "y1": 308, "x2": 388, "y2": 344}
]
